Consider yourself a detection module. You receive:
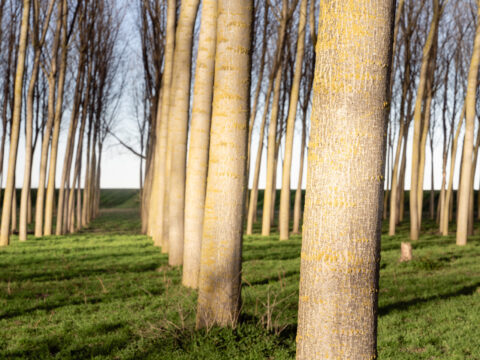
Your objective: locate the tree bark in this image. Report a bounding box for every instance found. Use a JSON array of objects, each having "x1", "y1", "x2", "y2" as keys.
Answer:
[
  {"x1": 167, "y1": 0, "x2": 200, "y2": 266},
  {"x1": 292, "y1": 108, "x2": 307, "y2": 235},
  {"x1": 262, "y1": 0, "x2": 288, "y2": 236},
  {"x1": 0, "y1": 0, "x2": 31, "y2": 246},
  {"x1": 44, "y1": 0, "x2": 68, "y2": 236},
  {"x1": 19, "y1": 0, "x2": 55, "y2": 242},
  {"x1": 56, "y1": 56, "x2": 85, "y2": 235},
  {"x1": 196, "y1": 0, "x2": 252, "y2": 329},
  {"x1": 182, "y1": 0, "x2": 217, "y2": 289},
  {"x1": 149, "y1": 0, "x2": 176, "y2": 246},
  {"x1": 246, "y1": 72, "x2": 274, "y2": 235},
  {"x1": 279, "y1": 0, "x2": 307, "y2": 240},
  {"x1": 34, "y1": 1, "x2": 63, "y2": 237},
  {"x1": 442, "y1": 106, "x2": 465, "y2": 235},
  {"x1": 409, "y1": 0, "x2": 439, "y2": 240},
  {"x1": 457, "y1": 2, "x2": 480, "y2": 246},
  {"x1": 295, "y1": 1, "x2": 394, "y2": 358}
]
